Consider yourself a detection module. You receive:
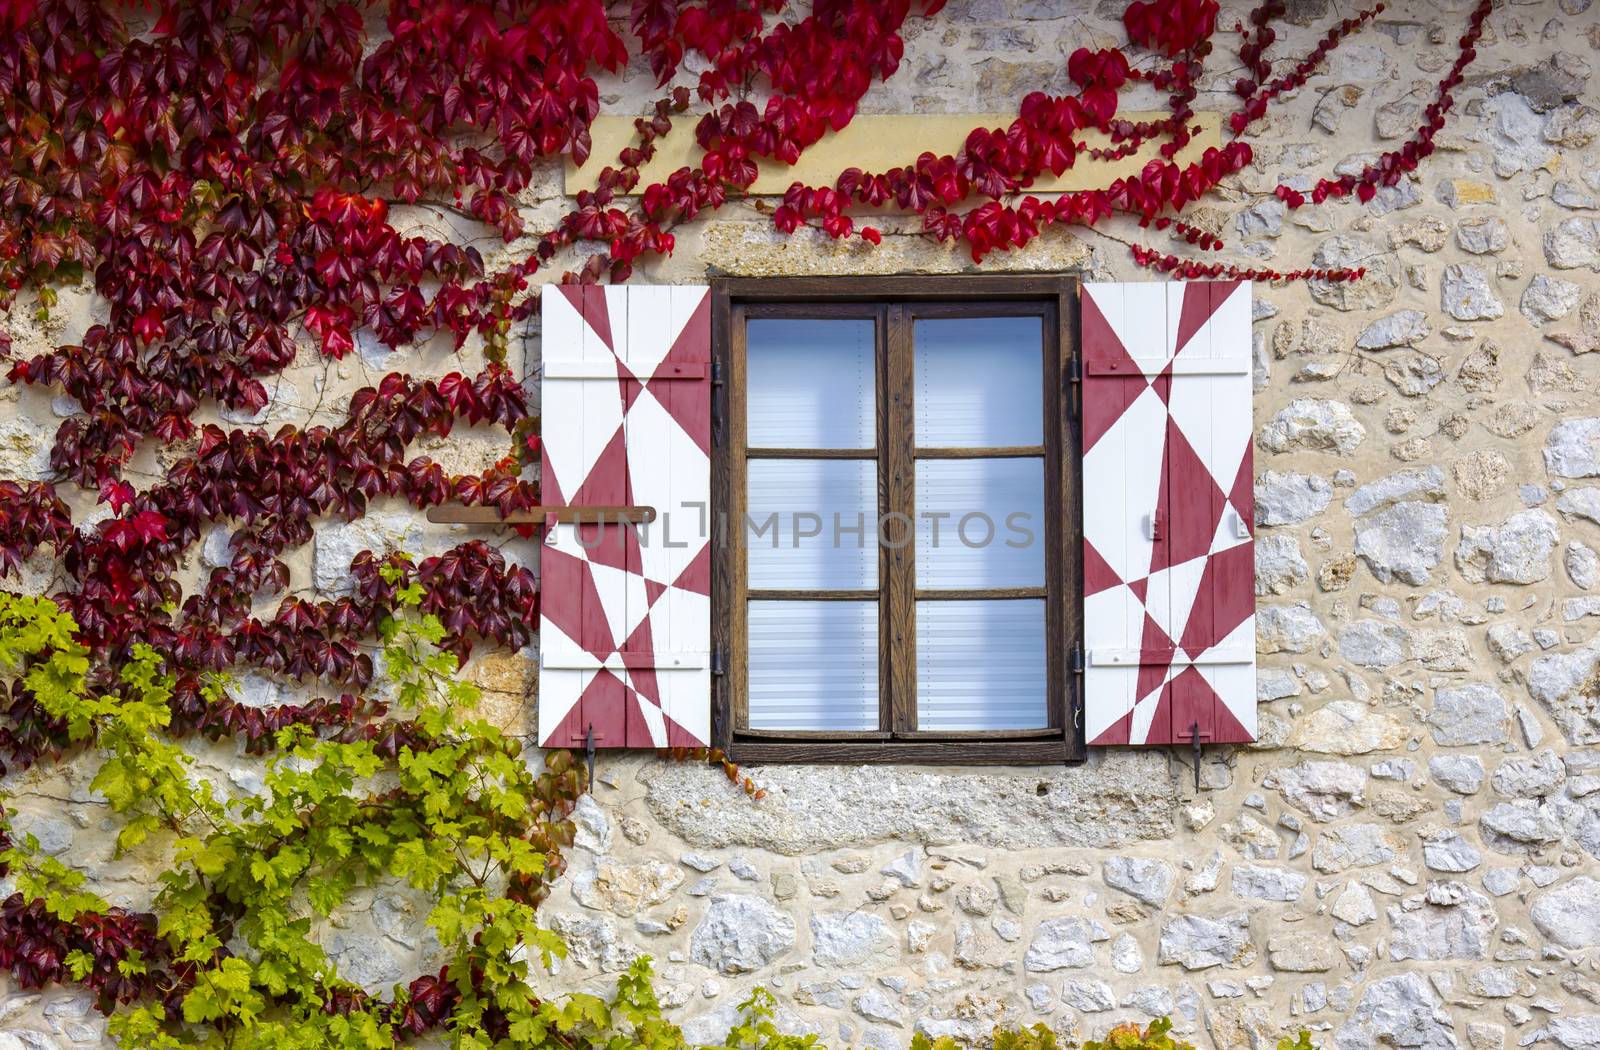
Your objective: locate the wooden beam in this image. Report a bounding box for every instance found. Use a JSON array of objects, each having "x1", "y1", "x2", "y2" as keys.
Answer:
[{"x1": 425, "y1": 505, "x2": 657, "y2": 525}]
